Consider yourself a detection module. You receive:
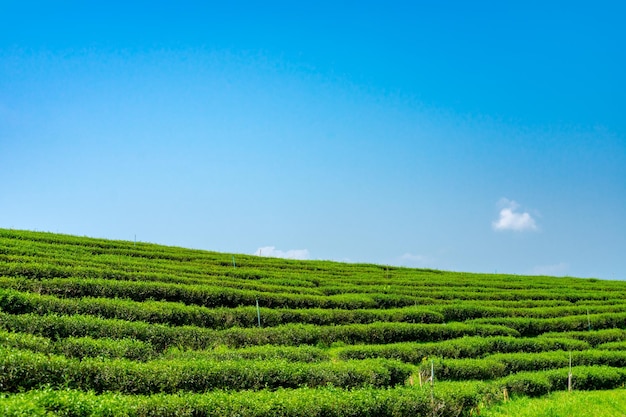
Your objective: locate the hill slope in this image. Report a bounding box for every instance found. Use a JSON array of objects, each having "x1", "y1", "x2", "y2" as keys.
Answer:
[{"x1": 1, "y1": 228, "x2": 626, "y2": 416}]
